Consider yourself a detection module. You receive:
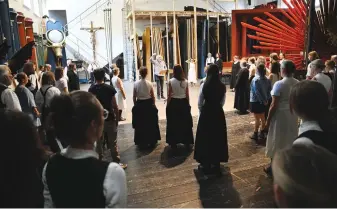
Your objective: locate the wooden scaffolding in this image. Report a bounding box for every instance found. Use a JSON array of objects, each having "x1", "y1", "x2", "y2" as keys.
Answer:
[{"x1": 125, "y1": 0, "x2": 231, "y2": 80}]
